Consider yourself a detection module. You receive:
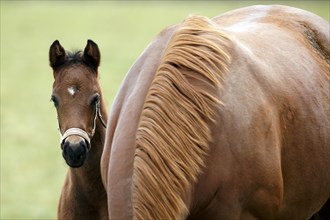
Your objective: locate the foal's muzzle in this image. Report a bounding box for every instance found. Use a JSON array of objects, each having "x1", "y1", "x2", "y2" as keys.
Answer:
[{"x1": 60, "y1": 128, "x2": 91, "y2": 168}]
